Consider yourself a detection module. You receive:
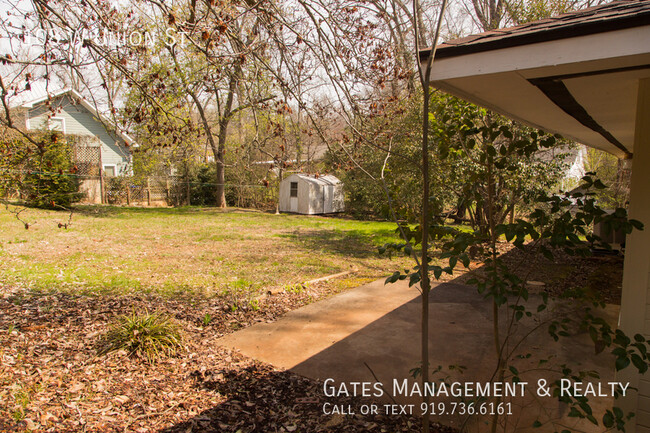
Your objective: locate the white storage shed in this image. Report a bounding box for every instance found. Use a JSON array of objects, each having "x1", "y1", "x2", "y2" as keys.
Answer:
[{"x1": 279, "y1": 174, "x2": 345, "y2": 215}]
